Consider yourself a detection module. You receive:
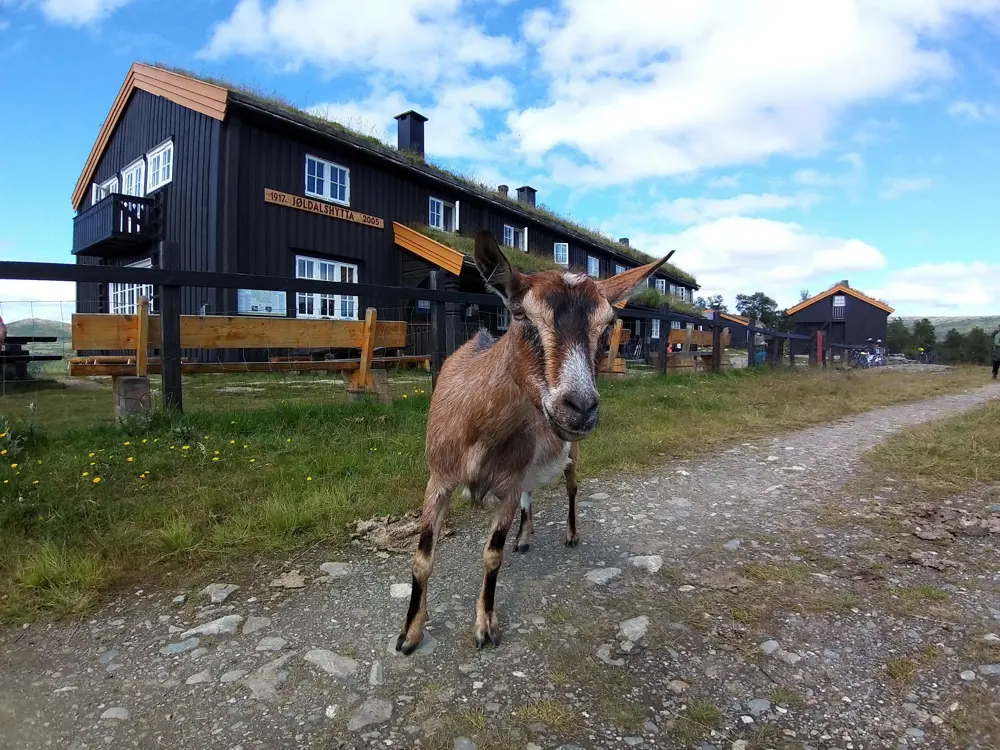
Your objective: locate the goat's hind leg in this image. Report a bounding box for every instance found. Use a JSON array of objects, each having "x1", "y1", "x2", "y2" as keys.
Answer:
[
  {"x1": 564, "y1": 442, "x2": 580, "y2": 547},
  {"x1": 475, "y1": 494, "x2": 518, "y2": 649},
  {"x1": 395, "y1": 475, "x2": 453, "y2": 656},
  {"x1": 514, "y1": 491, "x2": 533, "y2": 553}
]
